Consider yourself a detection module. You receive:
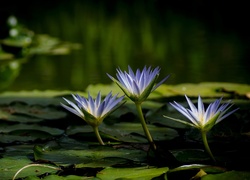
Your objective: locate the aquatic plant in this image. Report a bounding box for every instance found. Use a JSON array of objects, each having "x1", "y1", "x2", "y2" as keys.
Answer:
[
  {"x1": 107, "y1": 66, "x2": 169, "y2": 149},
  {"x1": 61, "y1": 91, "x2": 124, "y2": 145},
  {"x1": 164, "y1": 95, "x2": 239, "y2": 161}
]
